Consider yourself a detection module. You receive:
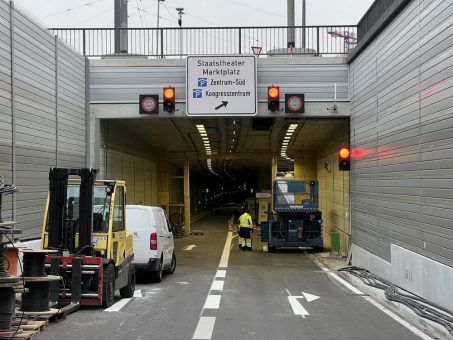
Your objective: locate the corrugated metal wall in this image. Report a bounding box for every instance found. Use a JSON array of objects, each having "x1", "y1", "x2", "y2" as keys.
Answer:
[
  {"x1": 350, "y1": 0, "x2": 453, "y2": 266},
  {"x1": 100, "y1": 120, "x2": 158, "y2": 206},
  {"x1": 0, "y1": 1, "x2": 87, "y2": 239},
  {"x1": 89, "y1": 59, "x2": 349, "y2": 103}
]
